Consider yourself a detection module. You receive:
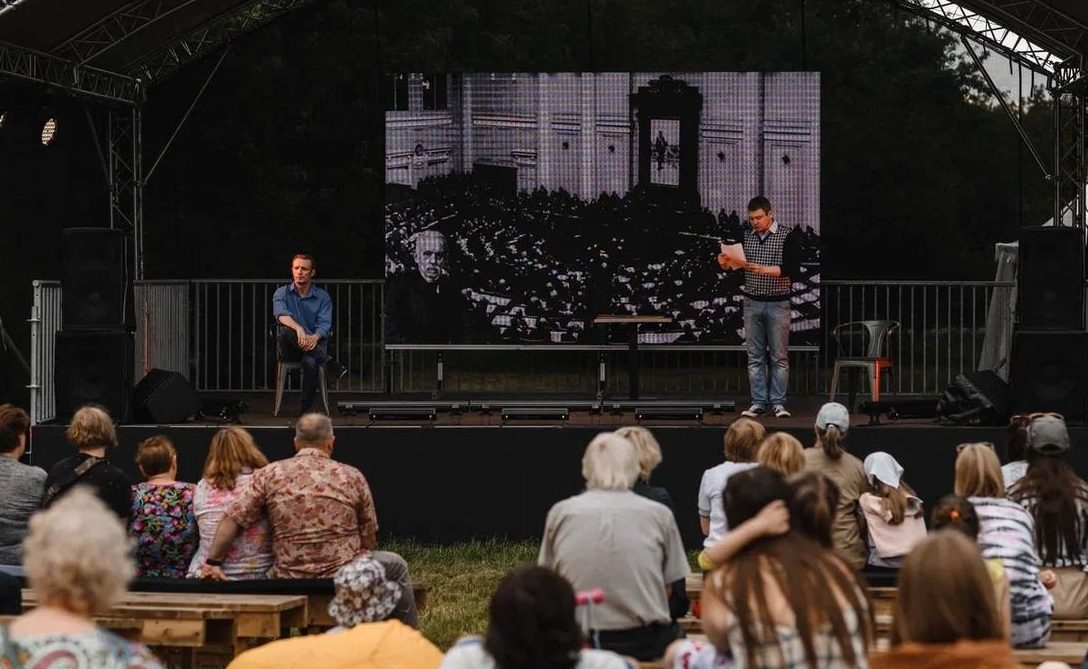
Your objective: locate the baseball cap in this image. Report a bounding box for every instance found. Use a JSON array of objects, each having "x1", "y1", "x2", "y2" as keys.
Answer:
[
  {"x1": 1028, "y1": 415, "x2": 1070, "y2": 455},
  {"x1": 816, "y1": 402, "x2": 850, "y2": 433}
]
